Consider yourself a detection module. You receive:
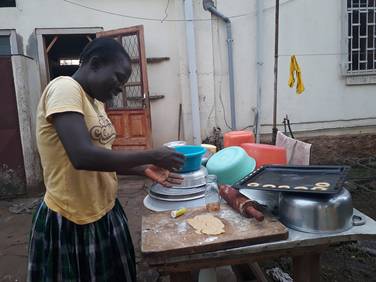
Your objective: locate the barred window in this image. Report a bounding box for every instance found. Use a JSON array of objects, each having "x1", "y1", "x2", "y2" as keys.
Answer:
[
  {"x1": 347, "y1": 0, "x2": 376, "y2": 74},
  {"x1": 0, "y1": 36, "x2": 11, "y2": 55},
  {"x1": 0, "y1": 0, "x2": 16, "y2": 7}
]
